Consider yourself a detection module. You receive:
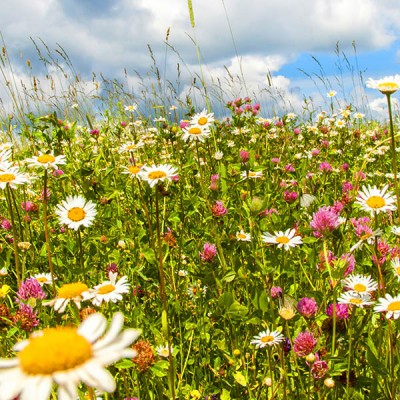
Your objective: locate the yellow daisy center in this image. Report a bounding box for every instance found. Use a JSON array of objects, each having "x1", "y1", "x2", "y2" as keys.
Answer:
[
  {"x1": 97, "y1": 284, "x2": 116, "y2": 294},
  {"x1": 366, "y1": 196, "x2": 385, "y2": 209},
  {"x1": 128, "y1": 166, "x2": 141, "y2": 174},
  {"x1": 237, "y1": 233, "x2": 247, "y2": 239},
  {"x1": 248, "y1": 172, "x2": 256, "y2": 177},
  {"x1": 19, "y1": 327, "x2": 93, "y2": 375},
  {"x1": 353, "y1": 283, "x2": 367, "y2": 292},
  {"x1": 198, "y1": 117, "x2": 208, "y2": 125},
  {"x1": 37, "y1": 154, "x2": 56, "y2": 164},
  {"x1": 261, "y1": 335, "x2": 274, "y2": 343},
  {"x1": 276, "y1": 236, "x2": 290, "y2": 244},
  {"x1": 396, "y1": 267, "x2": 400, "y2": 276},
  {"x1": 387, "y1": 301, "x2": 400, "y2": 311},
  {"x1": 126, "y1": 145, "x2": 137, "y2": 151},
  {"x1": 160, "y1": 349, "x2": 169, "y2": 356},
  {"x1": 58, "y1": 282, "x2": 89, "y2": 298},
  {"x1": 188, "y1": 127, "x2": 202, "y2": 135},
  {"x1": 68, "y1": 207, "x2": 86, "y2": 222},
  {"x1": 148, "y1": 171, "x2": 167, "y2": 179},
  {"x1": 36, "y1": 277, "x2": 48, "y2": 283},
  {"x1": 349, "y1": 298, "x2": 363, "y2": 304},
  {"x1": 0, "y1": 173, "x2": 16, "y2": 183},
  {"x1": 377, "y1": 82, "x2": 399, "y2": 93}
]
